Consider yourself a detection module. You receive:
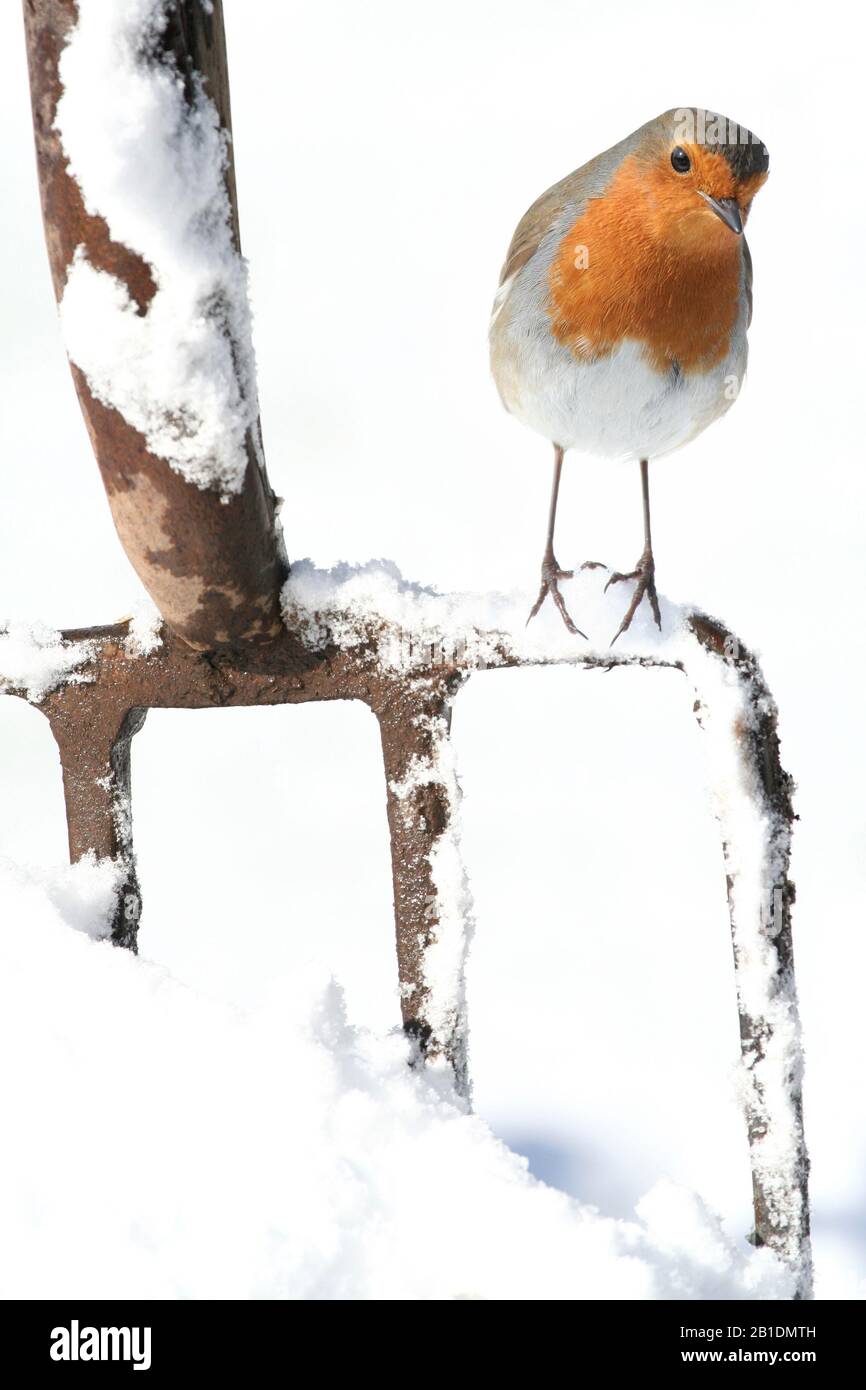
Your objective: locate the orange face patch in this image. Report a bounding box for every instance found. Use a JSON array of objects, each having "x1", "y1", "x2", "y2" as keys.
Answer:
[{"x1": 548, "y1": 150, "x2": 751, "y2": 373}]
